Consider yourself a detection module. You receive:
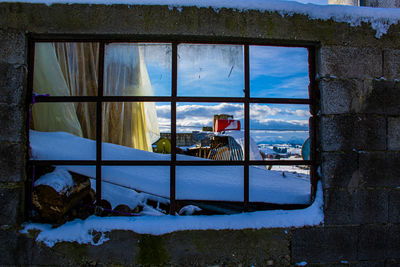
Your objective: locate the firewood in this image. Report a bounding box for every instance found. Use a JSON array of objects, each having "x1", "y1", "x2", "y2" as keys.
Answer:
[{"x1": 32, "y1": 168, "x2": 91, "y2": 223}]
